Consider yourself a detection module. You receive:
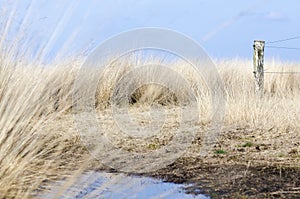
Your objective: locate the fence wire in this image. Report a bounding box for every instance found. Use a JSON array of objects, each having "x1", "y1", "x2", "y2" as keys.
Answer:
[
  {"x1": 265, "y1": 46, "x2": 300, "y2": 51},
  {"x1": 264, "y1": 71, "x2": 300, "y2": 74},
  {"x1": 266, "y1": 36, "x2": 300, "y2": 44},
  {"x1": 262, "y1": 36, "x2": 300, "y2": 74}
]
